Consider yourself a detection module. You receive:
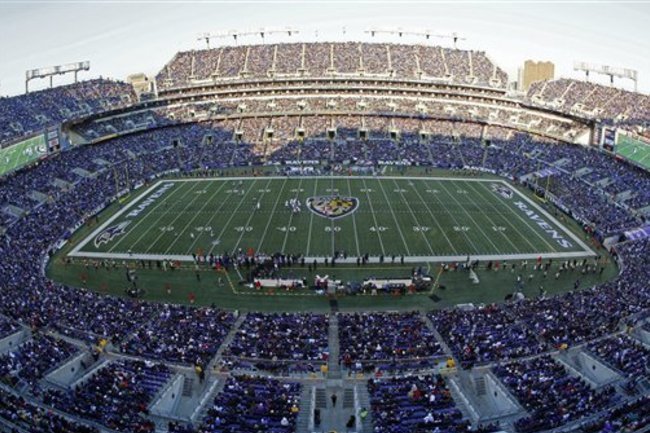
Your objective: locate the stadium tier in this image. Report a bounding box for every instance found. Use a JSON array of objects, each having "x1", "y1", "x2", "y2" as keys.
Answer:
[
  {"x1": 0, "y1": 39, "x2": 648, "y2": 433},
  {"x1": 155, "y1": 42, "x2": 509, "y2": 89}
]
